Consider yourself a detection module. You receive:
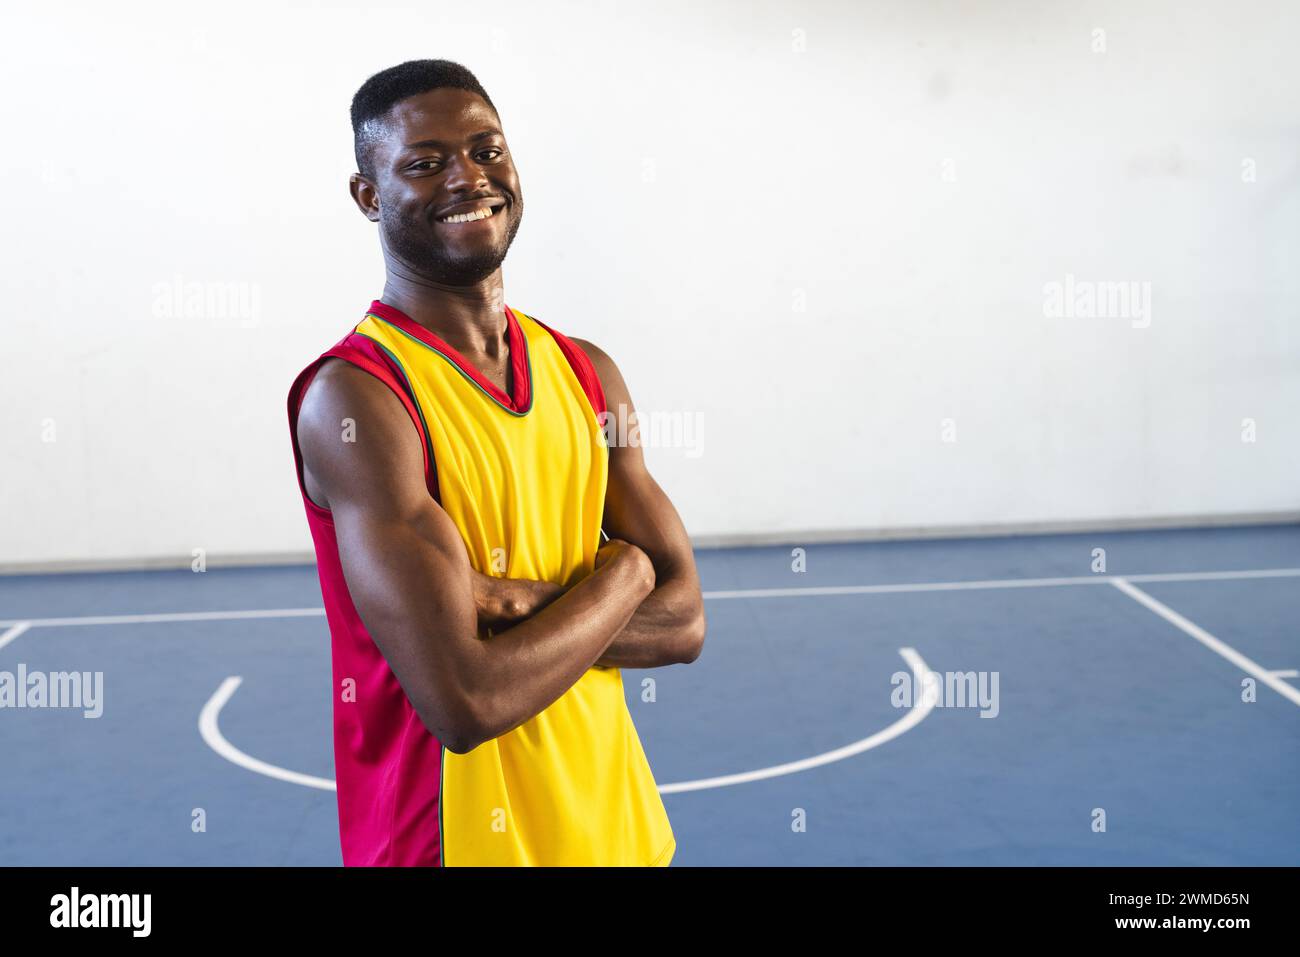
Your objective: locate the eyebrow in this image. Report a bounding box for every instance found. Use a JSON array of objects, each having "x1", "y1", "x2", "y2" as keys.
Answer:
[{"x1": 401, "y1": 129, "x2": 503, "y2": 151}]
